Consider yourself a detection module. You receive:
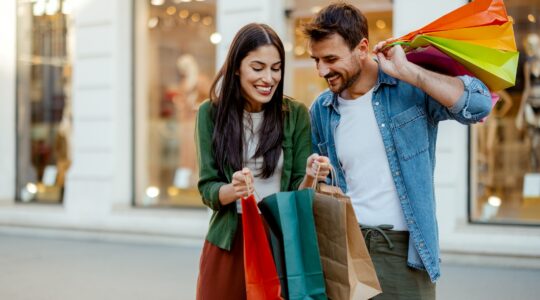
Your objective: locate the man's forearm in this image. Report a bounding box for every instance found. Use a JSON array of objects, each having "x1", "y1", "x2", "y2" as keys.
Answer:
[{"x1": 401, "y1": 62, "x2": 465, "y2": 108}]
